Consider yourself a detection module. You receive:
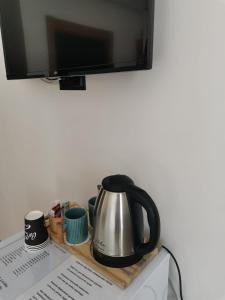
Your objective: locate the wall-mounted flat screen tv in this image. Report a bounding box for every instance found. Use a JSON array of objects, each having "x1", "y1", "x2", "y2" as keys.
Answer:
[{"x1": 0, "y1": 0, "x2": 154, "y2": 80}]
